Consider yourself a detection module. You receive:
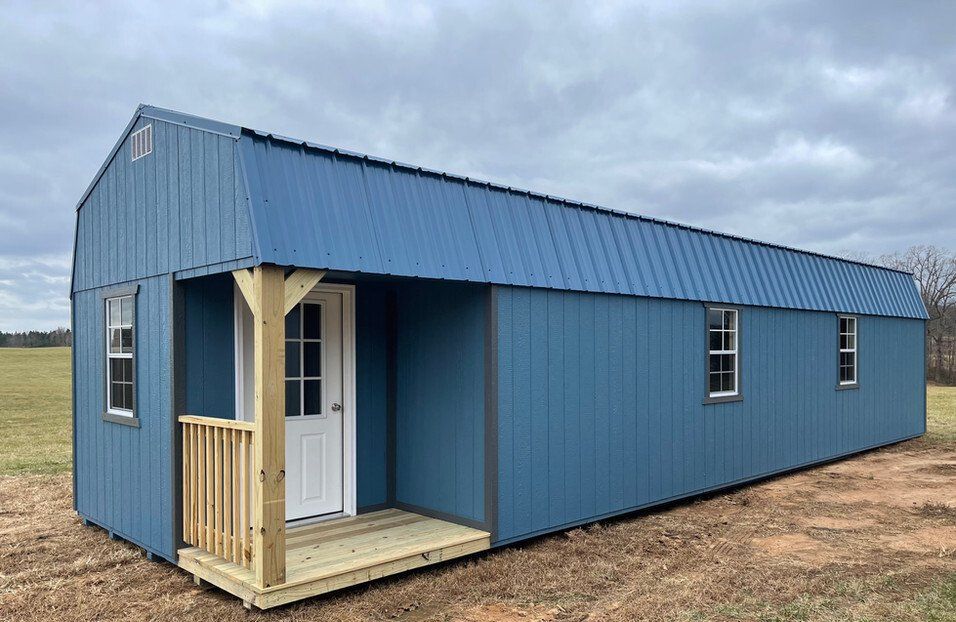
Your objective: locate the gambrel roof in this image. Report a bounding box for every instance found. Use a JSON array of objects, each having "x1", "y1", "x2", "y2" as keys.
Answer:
[{"x1": 73, "y1": 105, "x2": 928, "y2": 319}]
